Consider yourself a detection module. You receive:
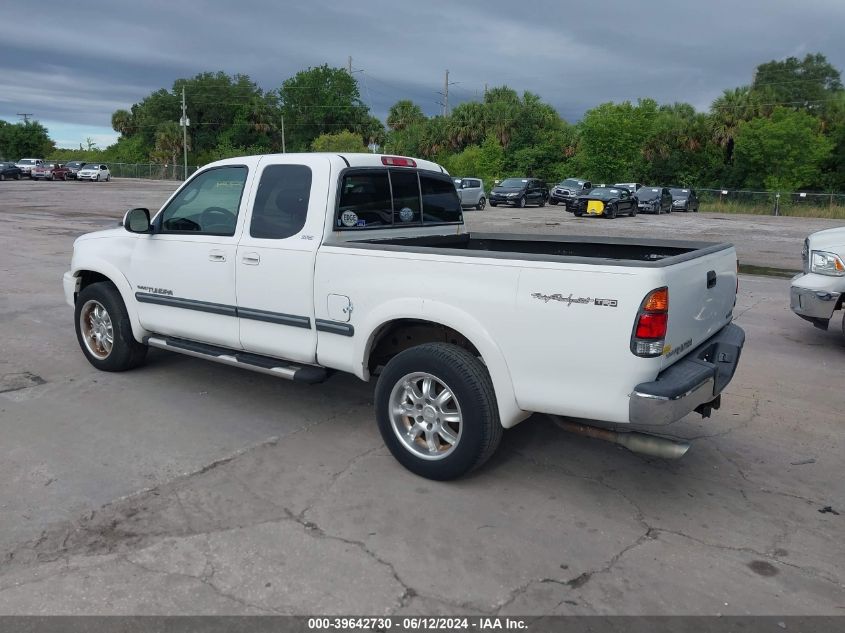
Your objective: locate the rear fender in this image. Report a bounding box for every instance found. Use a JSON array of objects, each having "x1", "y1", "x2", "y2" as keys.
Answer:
[{"x1": 357, "y1": 298, "x2": 529, "y2": 428}]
